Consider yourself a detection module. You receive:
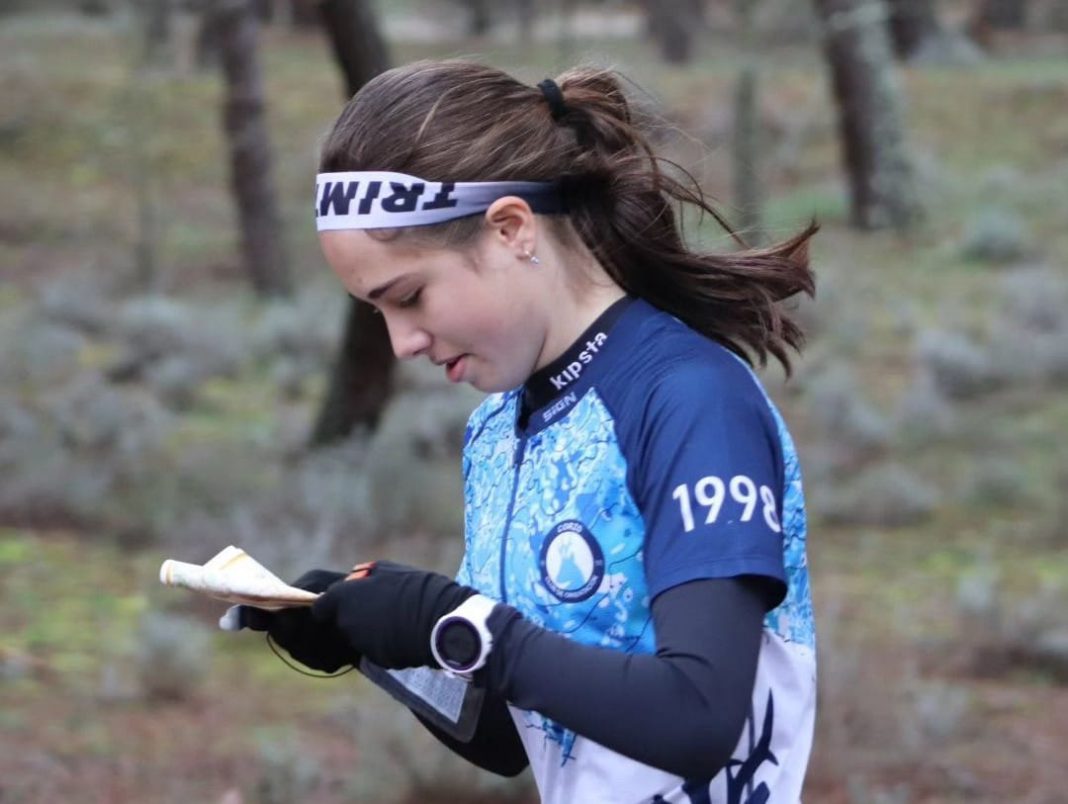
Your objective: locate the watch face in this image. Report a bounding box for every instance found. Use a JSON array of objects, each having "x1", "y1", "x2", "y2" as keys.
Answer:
[{"x1": 435, "y1": 618, "x2": 481, "y2": 671}]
